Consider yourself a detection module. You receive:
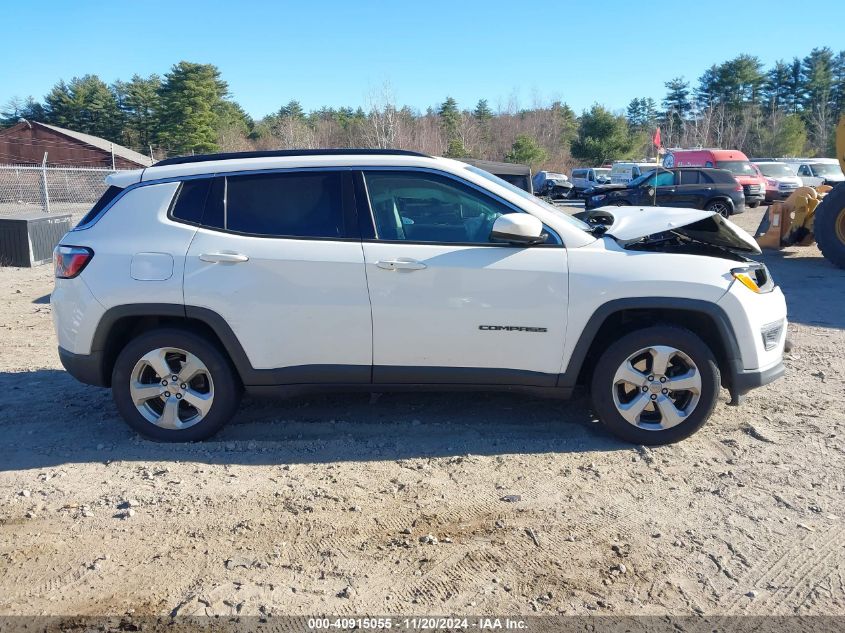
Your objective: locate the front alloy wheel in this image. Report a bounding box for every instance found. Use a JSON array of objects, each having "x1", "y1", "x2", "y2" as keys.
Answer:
[
  {"x1": 590, "y1": 326, "x2": 720, "y2": 445},
  {"x1": 612, "y1": 346, "x2": 701, "y2": 430}
]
